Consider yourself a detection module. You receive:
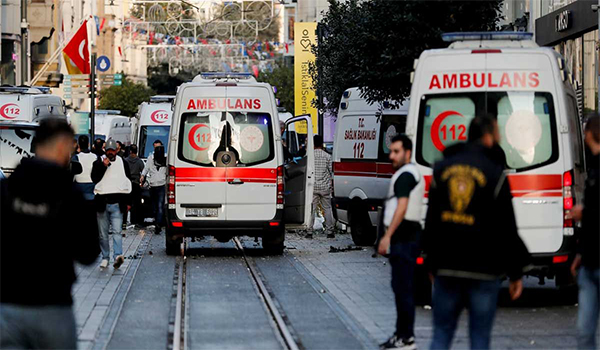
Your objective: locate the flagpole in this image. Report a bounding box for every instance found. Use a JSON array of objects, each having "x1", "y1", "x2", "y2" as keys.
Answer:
[{"x1": 90, "y1": 53, "x2": 96, "y2": 143}]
